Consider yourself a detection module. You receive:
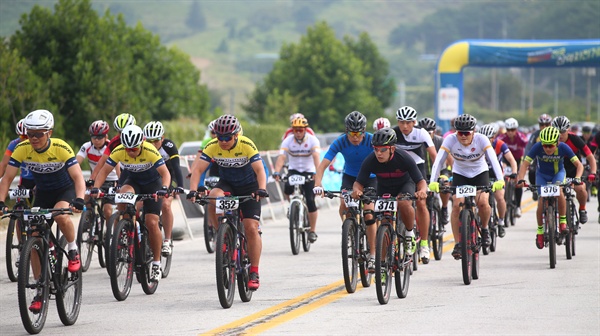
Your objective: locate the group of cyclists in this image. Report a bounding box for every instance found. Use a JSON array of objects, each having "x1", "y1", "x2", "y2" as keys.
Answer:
[{"x1": 0, "y1": 106, "x2": 598, "y2": 326}]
